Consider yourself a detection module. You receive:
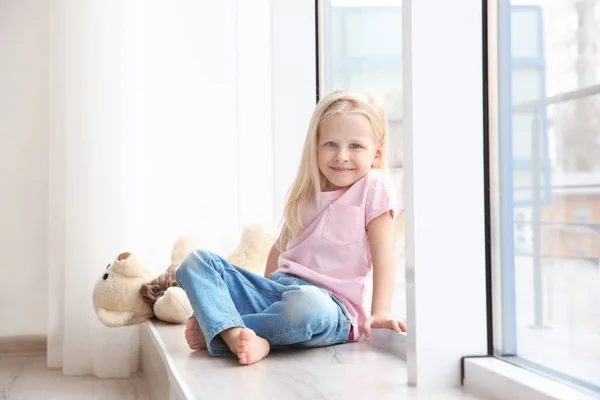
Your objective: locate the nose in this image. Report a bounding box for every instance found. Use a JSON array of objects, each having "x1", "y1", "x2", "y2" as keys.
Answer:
[{"x1": 334, "y1": 148, "x2": 349, "y2": 162}]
